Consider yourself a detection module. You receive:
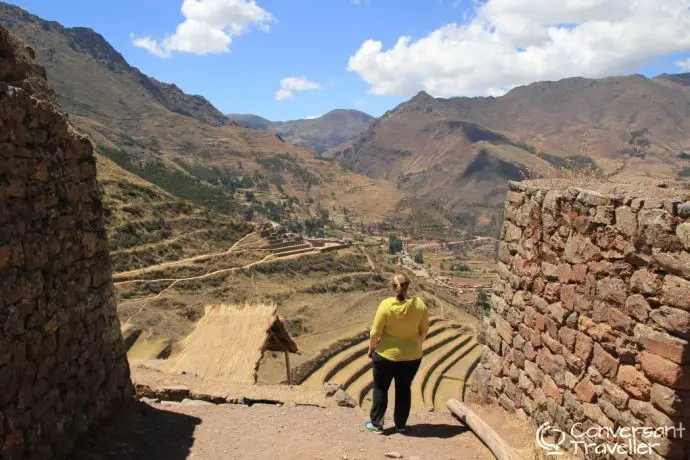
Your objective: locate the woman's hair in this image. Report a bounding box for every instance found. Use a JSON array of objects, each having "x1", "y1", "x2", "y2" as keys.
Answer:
[{"x1": 390, "y1": 273, "x2": 410, "y2": 299}]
